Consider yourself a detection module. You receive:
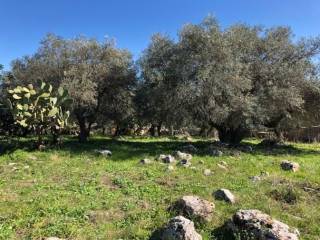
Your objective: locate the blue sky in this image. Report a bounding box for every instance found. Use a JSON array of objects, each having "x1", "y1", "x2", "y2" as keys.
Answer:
[{"x1": 1, "y1": 0, "x2": 319, "y2": 70}]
